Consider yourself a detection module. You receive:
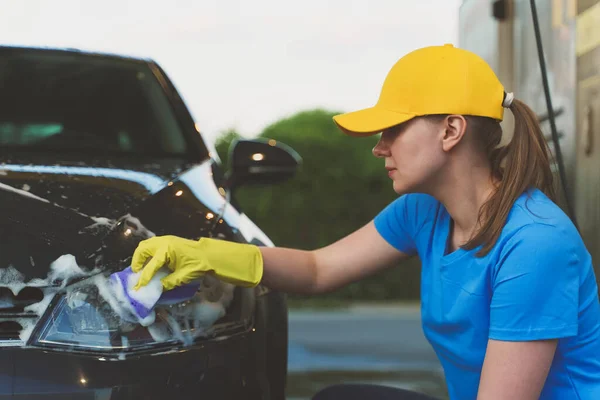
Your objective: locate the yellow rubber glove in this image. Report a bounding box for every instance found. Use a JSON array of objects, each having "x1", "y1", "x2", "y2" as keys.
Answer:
[{"x1": 131, "y1": 235, "x2": 263, "y2": 291}]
